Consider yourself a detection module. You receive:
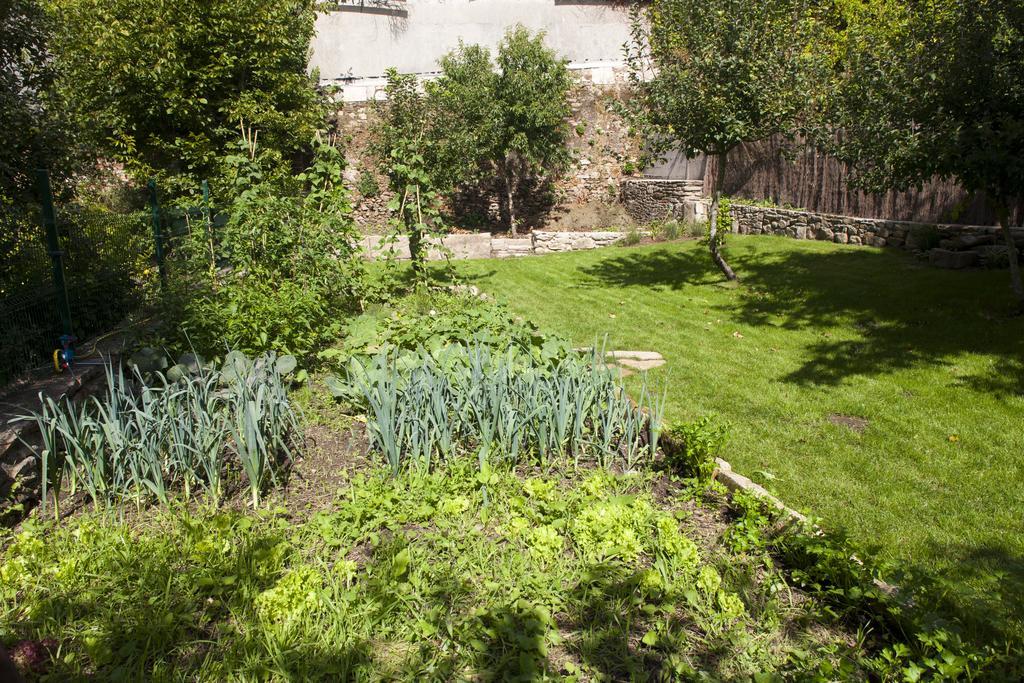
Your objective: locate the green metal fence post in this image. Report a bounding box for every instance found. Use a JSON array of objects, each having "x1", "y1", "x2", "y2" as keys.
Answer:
[
  {"x1": 37, "y1": 169, "x2": 73, "y2": 337},
  {"x1": 148, "y1": 178, "x2": 166, "y2": 287}
]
